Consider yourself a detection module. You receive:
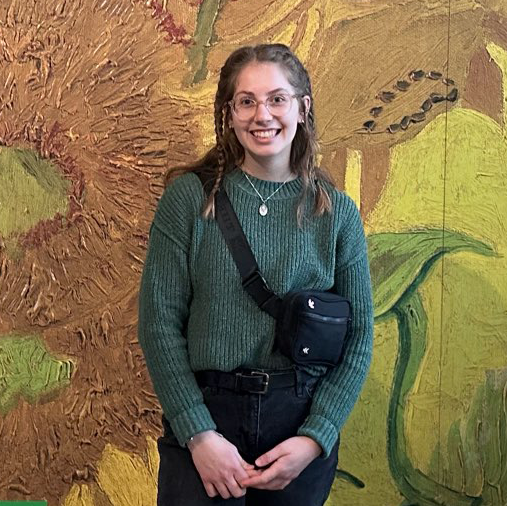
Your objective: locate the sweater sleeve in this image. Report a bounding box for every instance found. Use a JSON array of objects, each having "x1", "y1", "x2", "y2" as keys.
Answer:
[
  {"x1": 138, "y1": 174, "x2": 216, "y2": 446},
  {"x1": 297, "y1": 195, "x2": 374, "y2": 457}
]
